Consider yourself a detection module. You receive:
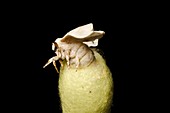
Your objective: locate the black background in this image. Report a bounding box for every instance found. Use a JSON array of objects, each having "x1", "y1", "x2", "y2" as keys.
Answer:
[{"x1": 2, "y1": 1, "x2": 160, "y2": 113}]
